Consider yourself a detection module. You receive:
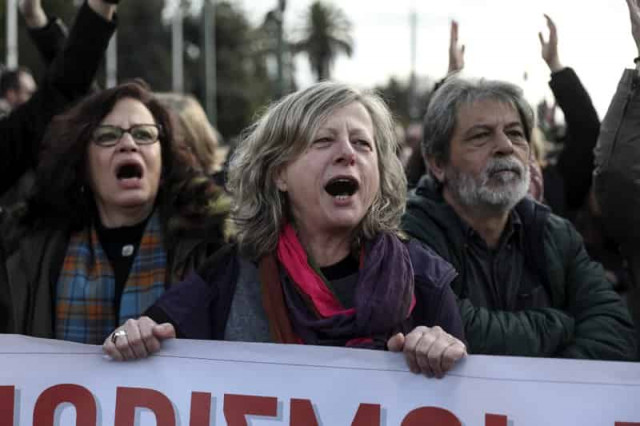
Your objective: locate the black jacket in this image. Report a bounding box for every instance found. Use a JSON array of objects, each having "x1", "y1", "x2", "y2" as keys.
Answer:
[{"x1": 545, "y1": 67, "x2": 600, "y2": 216}]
